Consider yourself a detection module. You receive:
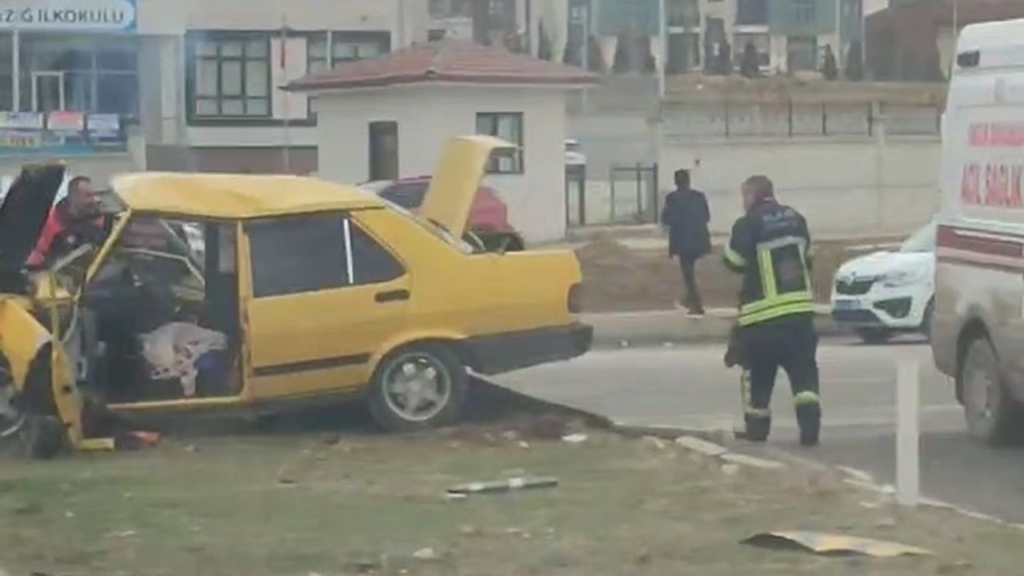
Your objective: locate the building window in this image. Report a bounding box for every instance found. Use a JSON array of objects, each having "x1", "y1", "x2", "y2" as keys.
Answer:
[
  {"x1": 429, "y1": 0, "x2": 472, "y2": 19},
  {"x1": 793, "y1": 0, "x2": 816, "y2": 25},
  {"x1": 787, "y1": 35, "x2": 818, "y2": 71},
  {"x1": 476, "y1": 112, "x2": 523, "y2": 174},
  {"x1": 307, "y1": 31, "x2": 391, "y2": 74},
  {"x1": 734, "y1": 32, "x2": 770, "y2": 67},
  {"x1": 667, "y1": 0, "x2": 700, "y2": 29},
  {"x1": 16, "y1": 34, "x2": 138, "y2": 114},
  {"x1": 368, "y1": 121, "x2": 399, "y2": 182},
  {"x1": 667, "y1": 31, "x2": 700, "y2": 73},
  {"x1": 736, "y1": 0, "x2": 768, "y2": 26},
  {"x1": 189, "y1": 33, "x2": 271, "y2": 120}
]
